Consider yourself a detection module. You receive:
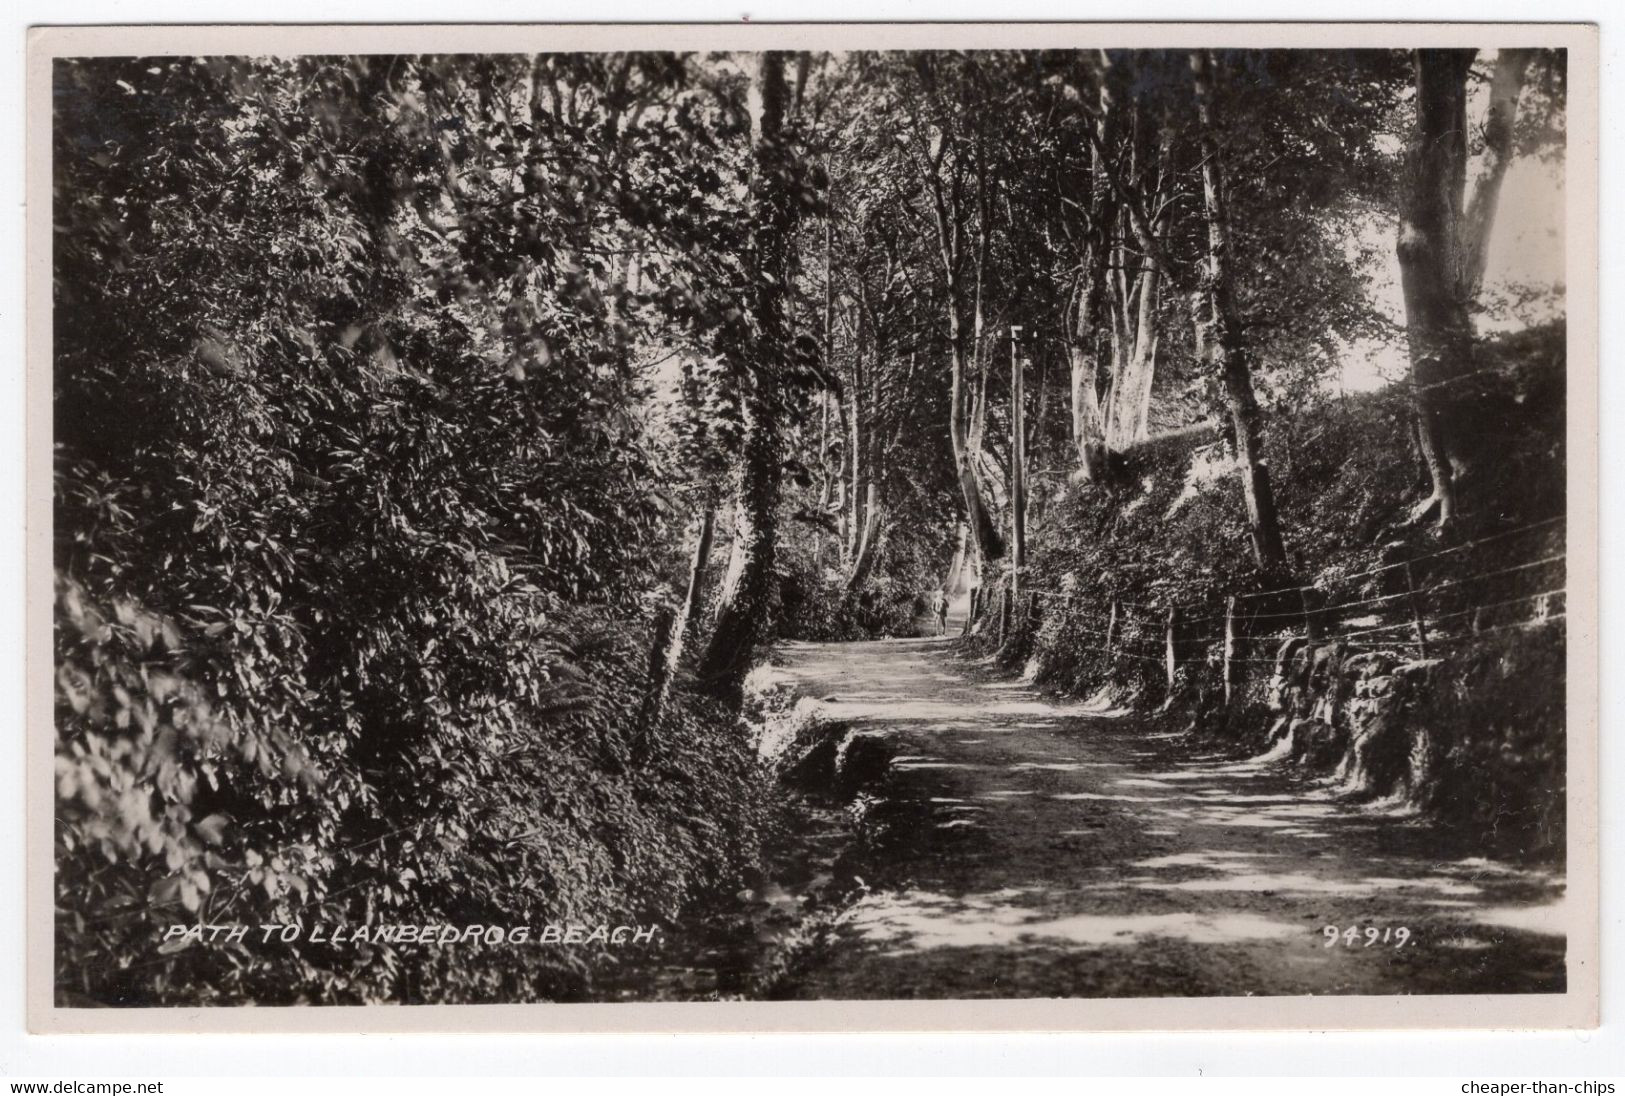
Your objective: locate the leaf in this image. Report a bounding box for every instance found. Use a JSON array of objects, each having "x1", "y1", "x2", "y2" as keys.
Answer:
[
  {"x1": 195, "y1": 814, "x2": 229, "y2": 847},
  {"x1": 148, "y1": 875, "x2": 182, "y2": 907}
]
